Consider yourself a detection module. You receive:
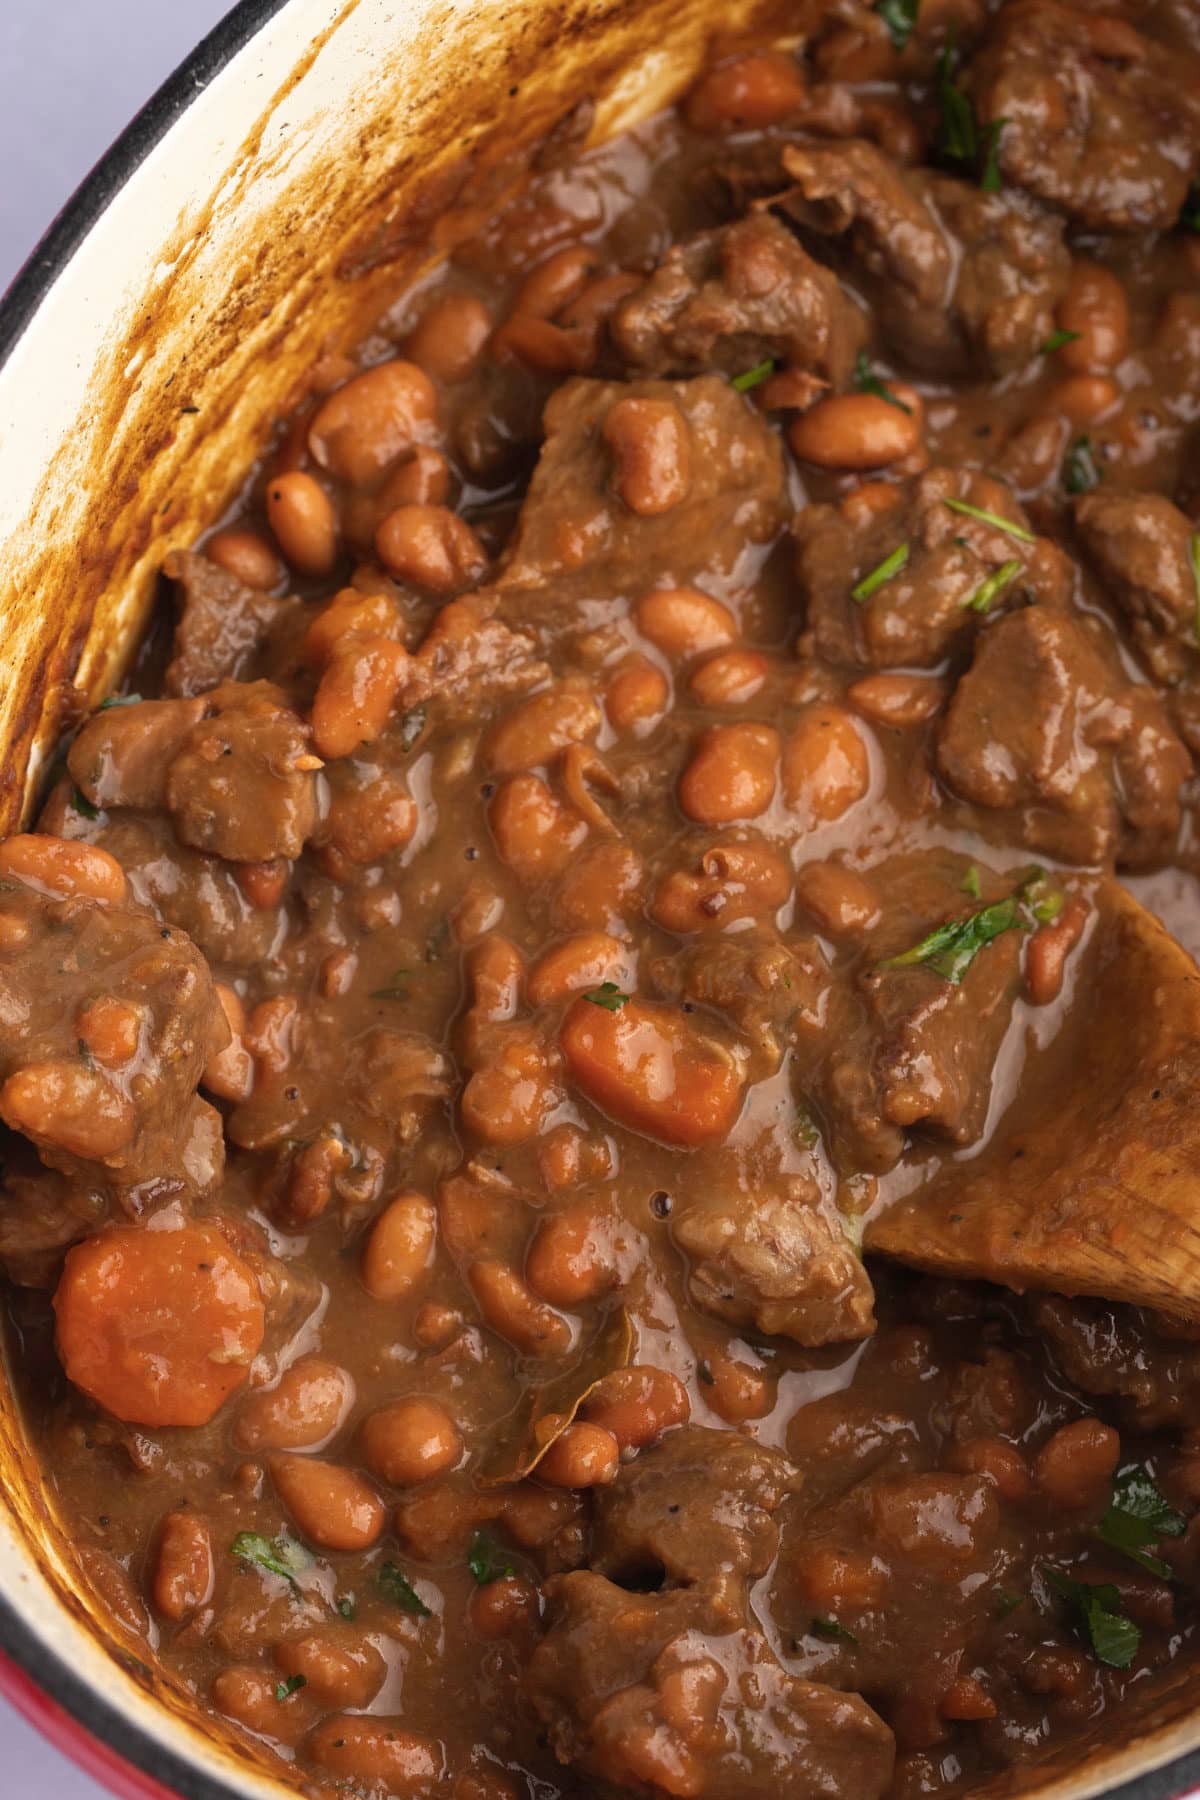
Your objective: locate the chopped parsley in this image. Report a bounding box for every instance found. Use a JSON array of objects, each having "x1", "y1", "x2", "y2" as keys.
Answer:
[
  {"x1": 231, "y1": 1532, "x2": 311, "y2": 1586},
  {"x1": 993, "y1": 1586, "x2": 1025, "y2": 1619},
  {"x1": 943, "y1": 497, "x2": 1035, "y2": 544},
  {"x1": 337, "y1": 1595, "x2": 357, "y2": 1621},
  {"x1": 370, "y1": 968, "x2": 411, "y2": 1001},
  {"x1": 936, "y1": 39, "x2": 977, "y2": 164},
  {"x1": 1182, "y1": 186, "x2": 1200, "y2": 233},
  {"x1": 811, "y1": 1615, "x2": 859, "y2": 1644},
  {"x1": 1020, "y1": 868, "x2": 1064, "y2": 925},
  {"x1": 468, "y1": 1531, "x2": 516, "y2": 1586},
  {"x1": 876, "y1": 0, "x2": 919, "y2": 51},
  {"x1": 880, "y1": 893, "x2": 1026, "y2": 983},
  {"x1": 980, "y1": 118, "x2": 1007, "y2": 192},
  {"x1": 71, "y1": 787, "x2": 99, "y2": 820},
  {"x1": 731, "y1": 358, "x2": 777, "y2": 394},
  {"x1": 378, "y1": 1561, "x2": 431, "y2": 1617},
  {"x1": 98, "y1": 692, "x2": 143, "y2": 710},
  {"x1": 1045, "y1": 1568, "x2": 1140, "y2": 1670},
  {"x1": 964, "y1": 557, "x2": 1022, "y2": 615},
  {"x1": 1096, "y1": 1466, "x2": 1185, "y2": 1581},
  {"x1": 1040, "y1": 328, "x2": 1081, "y2": 357},
  {"x1": 1064, "y1": 435, "x2": 1101, "y2": 495},
  {"x1": 854, "y1": 351, "x2": 913, "y2": 415},
  {"x1": 852, "y1": 543, "x2": 910, "y2": 604},
  {"x1": 275, "y1": 1675, "x2": 307, "y2": 1702},
  {"x1": 1190, "y1": 533, "x2": 1200, "y2": 644},
  {"x1": 398, "y1": 704, "x2": 427, "y2": 752},
  {"x1": 961, "y1": 864, "x2": 982, "y2": 900},
  {"x1": 583, "y1": 982, "x2": 630, "y2": 1011}
]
